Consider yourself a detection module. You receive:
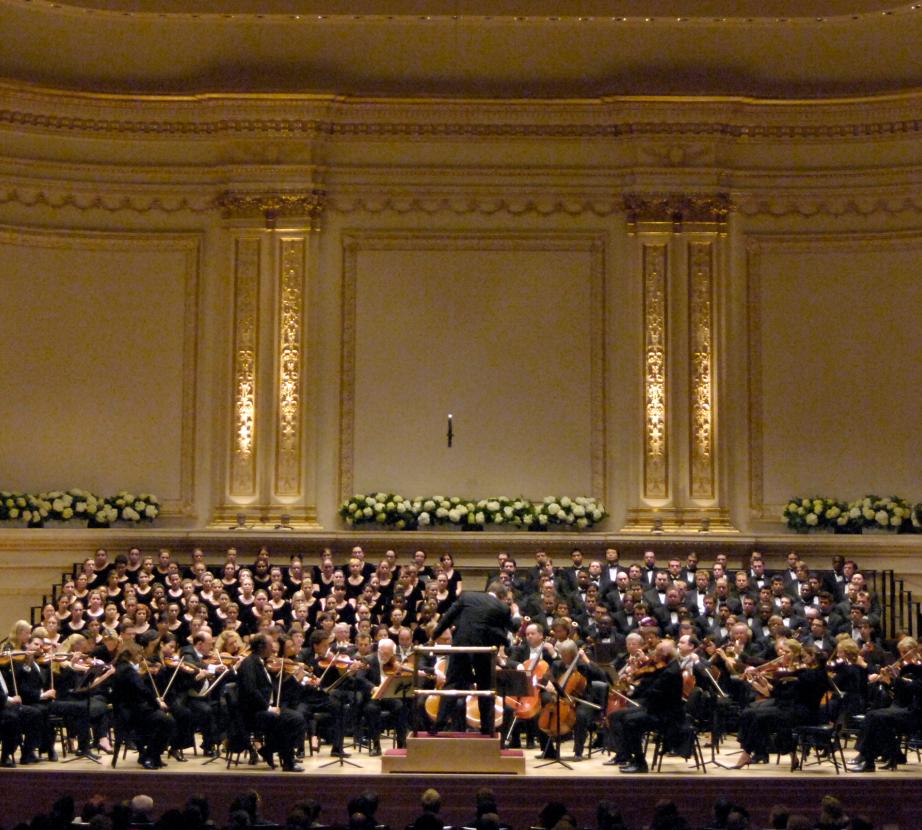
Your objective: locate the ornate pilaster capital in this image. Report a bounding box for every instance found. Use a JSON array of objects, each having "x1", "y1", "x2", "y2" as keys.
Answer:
[
  {"x1": 216, "y1": 190, "x2": 327, "y2": 229},
  {"x1": 624, "y1": 193, "x2": 731, "y2": 234}
]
